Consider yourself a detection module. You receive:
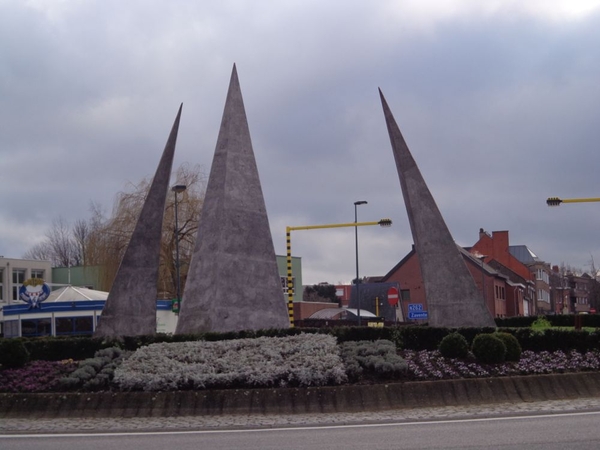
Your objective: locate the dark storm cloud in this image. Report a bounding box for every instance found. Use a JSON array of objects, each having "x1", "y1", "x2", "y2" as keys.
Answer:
[{"x1": 1, "y1": 0, "x2": 600, "y2": 281}]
